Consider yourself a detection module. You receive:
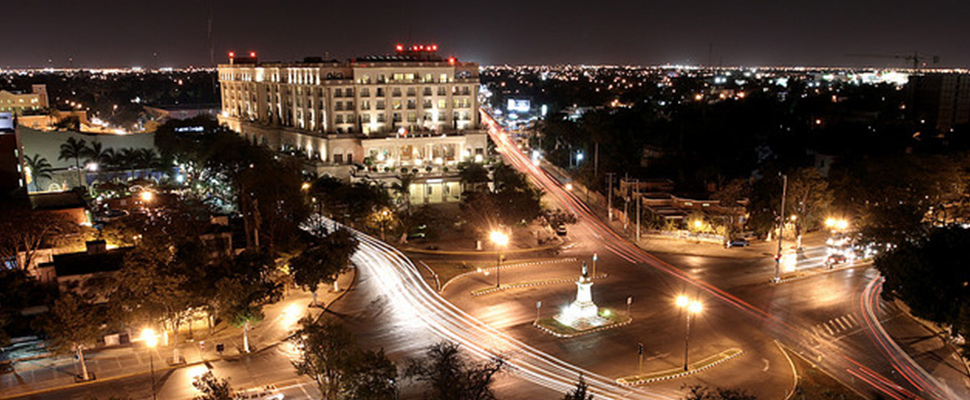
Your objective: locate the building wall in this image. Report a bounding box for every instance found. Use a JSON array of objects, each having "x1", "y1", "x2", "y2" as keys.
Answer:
[
  {"x1": 0, "y1": 84, "x2": 48, "y2": 115},
  {"x1": 0, "y1": 114, "x2": 26, "y2": 197},
  {"x1": 909, "y1": 73, "x2": 970, "y2": 133},
  {"x1": 218, "y1": 59, "x2": 479, "y2": 136},
  {"x1": 217, "y1": 54, "x2": 486, "y2": 169}
]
